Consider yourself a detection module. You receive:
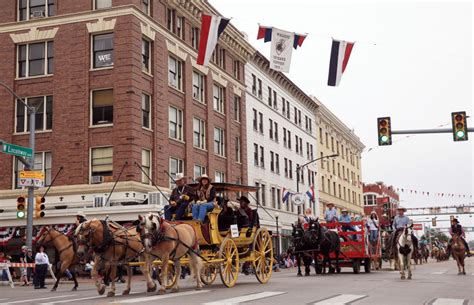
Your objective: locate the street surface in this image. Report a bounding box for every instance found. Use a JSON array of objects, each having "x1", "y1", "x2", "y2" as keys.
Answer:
[{"x1": 1, "y1": 258, "x2": 473, "y2": 305}]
